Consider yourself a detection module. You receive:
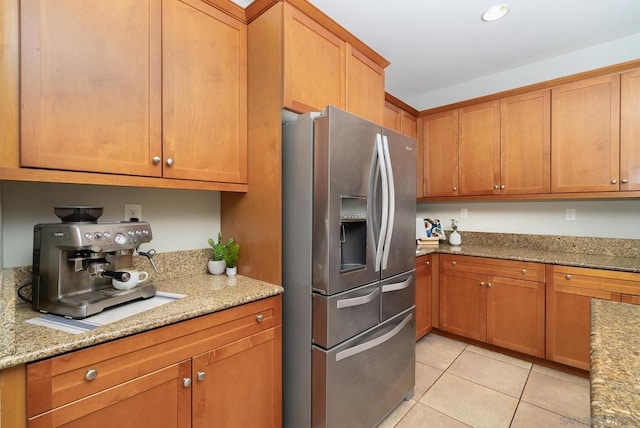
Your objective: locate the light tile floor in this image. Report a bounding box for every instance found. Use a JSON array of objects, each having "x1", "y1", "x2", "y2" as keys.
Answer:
[{"x1": 379, "y1": 333, "x2": 591, "y2": 428}]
